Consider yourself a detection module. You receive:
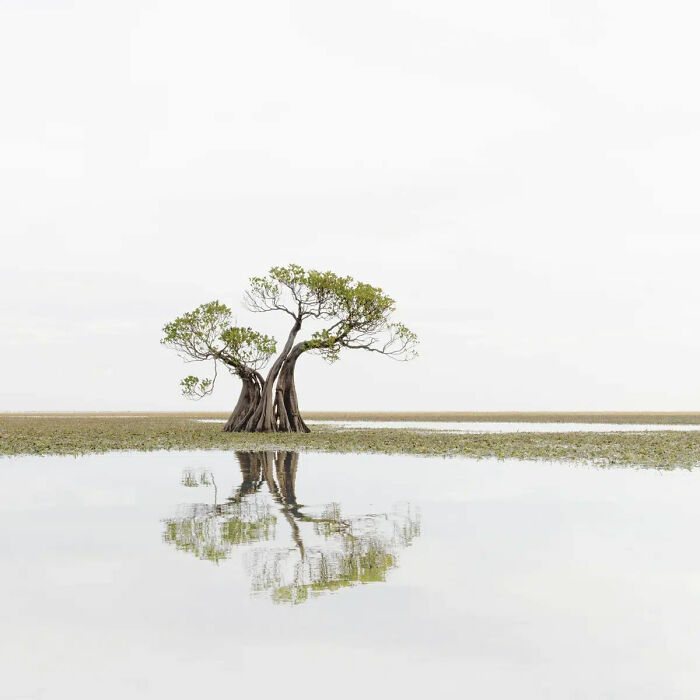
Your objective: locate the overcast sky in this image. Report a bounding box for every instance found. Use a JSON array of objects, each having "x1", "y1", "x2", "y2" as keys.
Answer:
[{"x1": 1, "y1": 0, "x2": 698, "y2": 412}]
